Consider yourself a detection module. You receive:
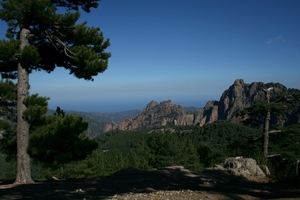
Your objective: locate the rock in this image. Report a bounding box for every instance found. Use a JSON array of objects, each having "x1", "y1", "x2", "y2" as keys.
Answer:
[
  {"x1": 103, "y1": 120, "x2": 118, "y2": 132},
  {"x1": 260, "y1": 165, "x2": 271, "y2": 176},
  {"x1": 256, "y1": 165, "x2": 267, "y2": 177},
  {"x1": 222, "y1": 157, "x2": 268, "y2": 178},
  {"x1": 118, "y1": 118, "x2": 133, "y2": 130},
  {"x1": 191, "y1": 100, "x2": 219, "y2": 126},
  {"x1": 213, "y1": 164, "x2": 225, "y2": 171},
  {"x1": 175, "y1": 114, "x2": 194, "y2": 125},
  {"x1": 144, "y1": 100, "x2": 158, "y2": 111}
]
